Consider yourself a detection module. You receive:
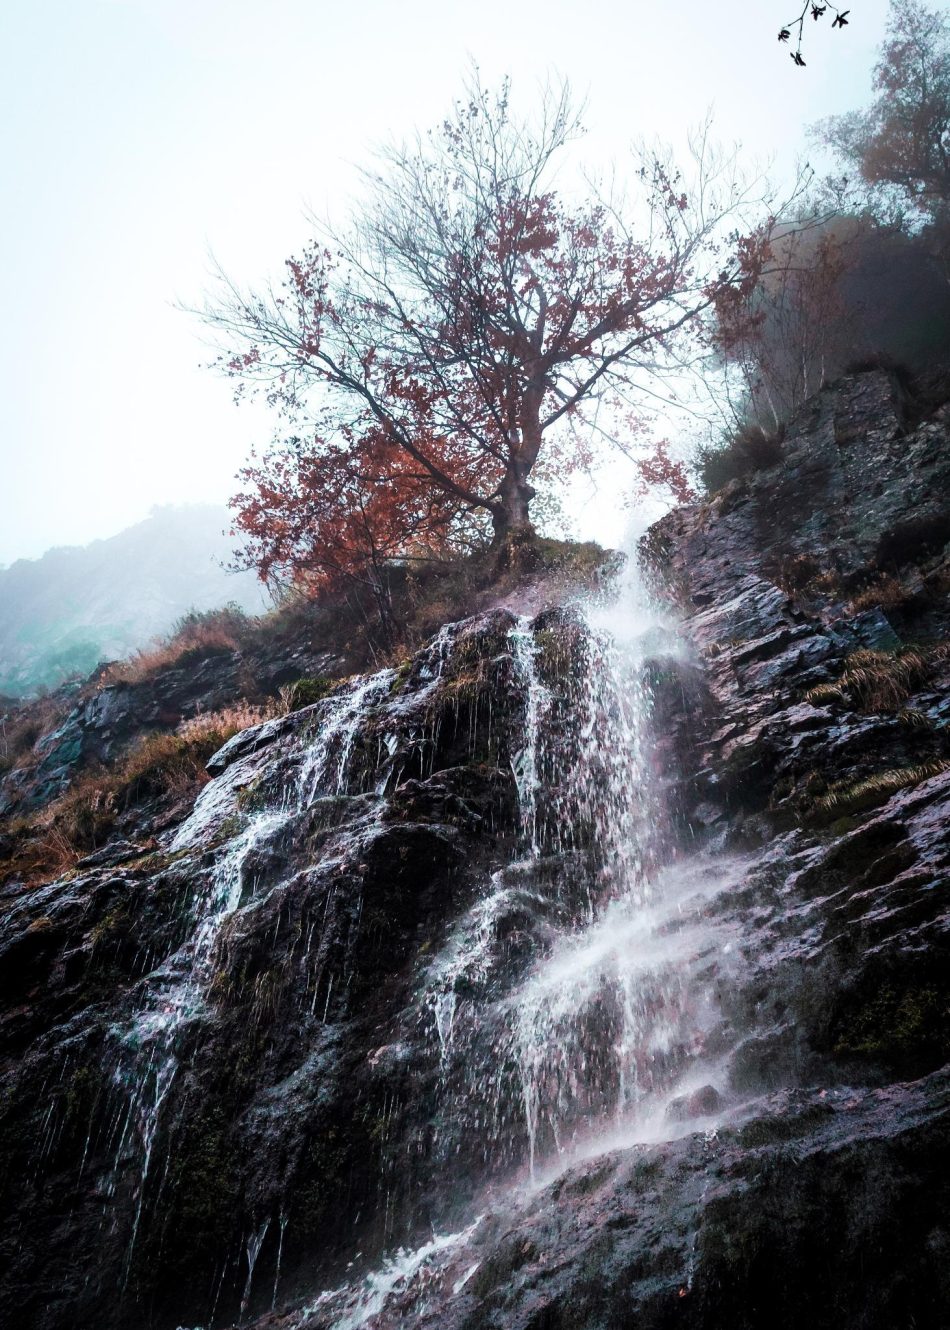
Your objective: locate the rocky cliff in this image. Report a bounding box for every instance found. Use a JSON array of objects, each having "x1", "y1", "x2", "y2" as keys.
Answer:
[{"x1": 1, "y1": 368, "x2": 948, "y2": 1330}]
